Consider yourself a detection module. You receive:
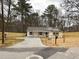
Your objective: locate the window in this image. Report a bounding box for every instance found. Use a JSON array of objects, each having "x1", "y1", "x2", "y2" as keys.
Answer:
[
  {"x1": 39, "y1": 32, "x2": 42, "y2": 35},
  {"x1": 30, "y1": 32, "x2": 32, "y2": 35},
  {"x1": 53, "y1": 32, "x2": 55, "y2": 35},
  {"x1": 56, "y1": 32, "x2": 59, "y2": 35},
  {"x1": 53, "y1": 32, "x2": 59, "y2": 36},
  {"x1": 46, "y1": 32, "x2": 48, "y2": 35}
]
